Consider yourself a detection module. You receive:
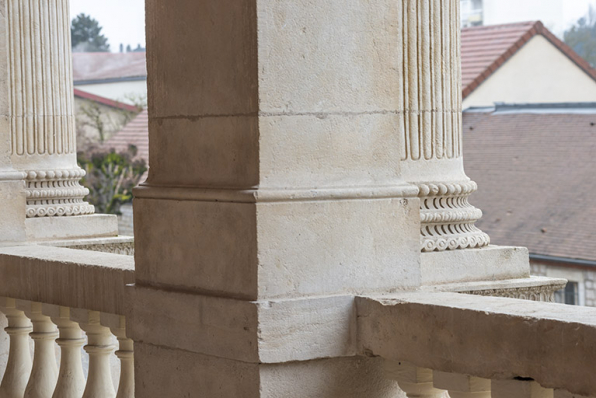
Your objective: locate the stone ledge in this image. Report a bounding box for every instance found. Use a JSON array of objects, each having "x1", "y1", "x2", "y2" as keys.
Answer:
[
  {"x1": 0, "y1": 245, "x2": 134, "y2": 315},
  {"x1": 357, "y1": 292, "x2": 596, "y2": 397},
  {"x1": 40, "y1": 236, "x2": 135, "y2": 255},
  {"x1": 25, "y1": 214, "x2": 119, "y2": 241},
  {"x1": 420, "y1": 245, "x2": 531, "y2": 285},
  {"x1": 129, "y1": 284, "x2": 357, "y2": 364}
]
